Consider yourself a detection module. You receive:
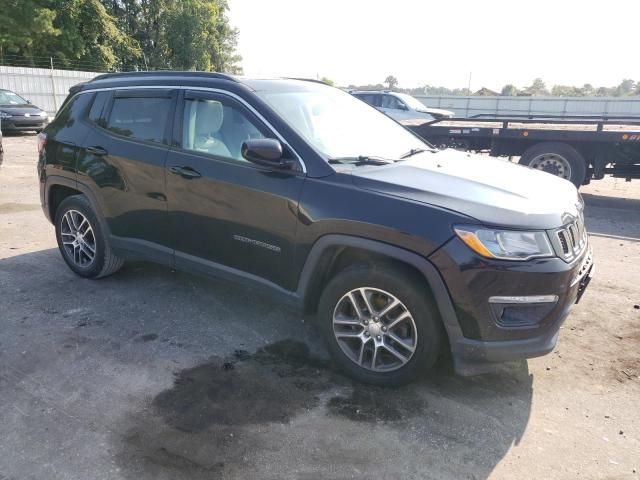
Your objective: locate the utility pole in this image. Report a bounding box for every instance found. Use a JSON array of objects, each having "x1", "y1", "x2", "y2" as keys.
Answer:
[
  {"x1": 50, "y1": 57, "x2": 58, "y2": 112},
  {"x1": 467, "y1": 72, "x2": 472, "y2": 95}
]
